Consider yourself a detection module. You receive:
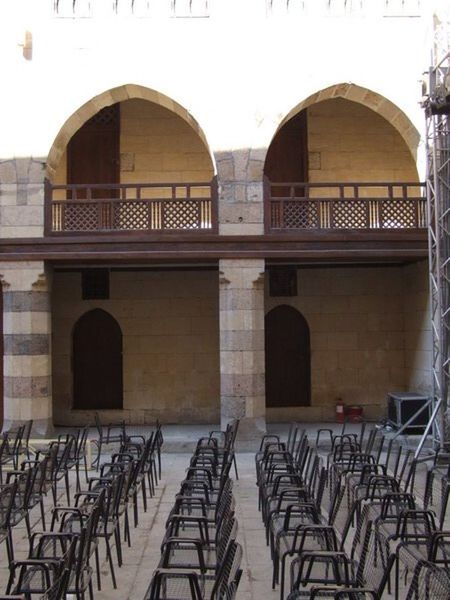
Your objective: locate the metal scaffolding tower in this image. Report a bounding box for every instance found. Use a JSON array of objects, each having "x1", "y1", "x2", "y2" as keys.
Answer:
[{"x1": 424, "y1": 52, "x2": 450, "y2": 452}]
